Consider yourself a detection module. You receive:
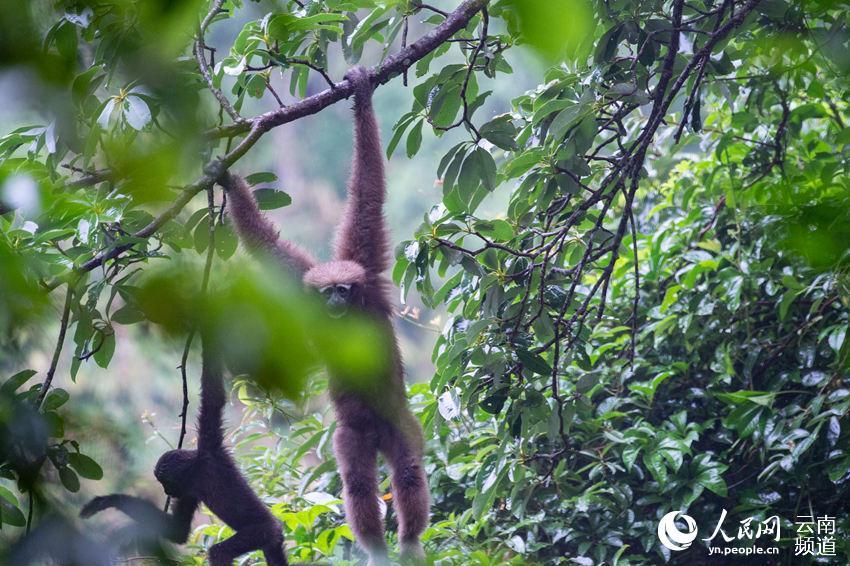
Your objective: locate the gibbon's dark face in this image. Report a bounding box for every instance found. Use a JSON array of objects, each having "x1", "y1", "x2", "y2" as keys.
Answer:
[
  {"x1": 303, "y1": 260, "x2": 367, "y2": 319},
  {"x1": 319, "y1": 283, "x2": 359, "y2": 318}
]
